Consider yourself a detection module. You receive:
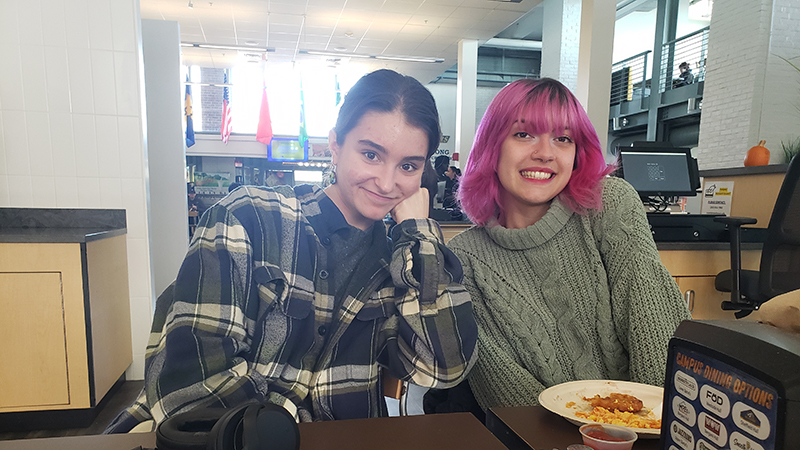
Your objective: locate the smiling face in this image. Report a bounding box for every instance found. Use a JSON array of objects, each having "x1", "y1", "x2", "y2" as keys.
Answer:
[
  {"x1": 496, "y1": 121, "x2": 576, "y2": 228},
  {"x1": 326, "y1": 110, "x2": 429, "y2": 230}
]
